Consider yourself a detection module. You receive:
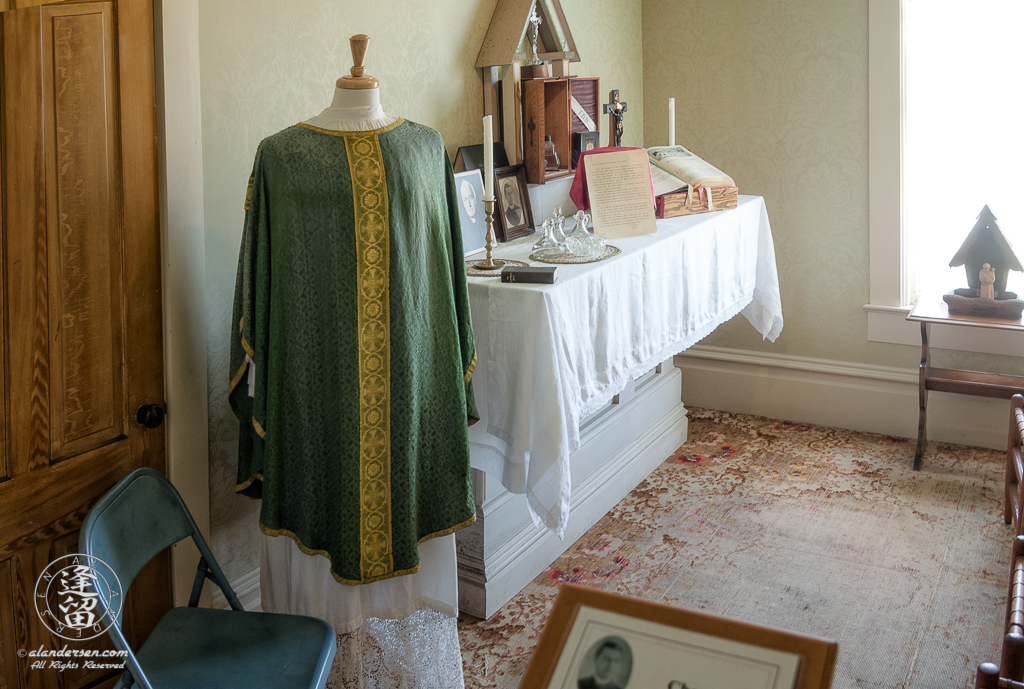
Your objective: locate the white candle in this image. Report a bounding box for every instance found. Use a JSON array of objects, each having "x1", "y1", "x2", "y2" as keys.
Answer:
[
  {"x1": 668, "y1": 98, "x2": 675, "y2": 147},
  {"x1": 483, "y1": 115, "x2": 494, "y2": 201}
]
